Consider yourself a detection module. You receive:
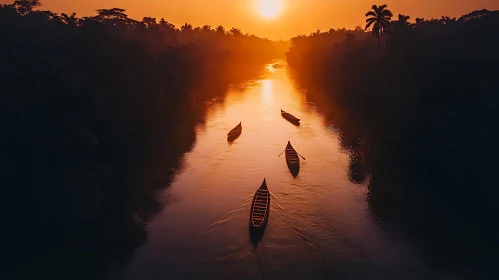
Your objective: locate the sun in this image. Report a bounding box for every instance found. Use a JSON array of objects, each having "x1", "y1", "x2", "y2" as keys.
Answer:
[{"x1": 256, "y1": 0, "x2": 283, "y2": 19}]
